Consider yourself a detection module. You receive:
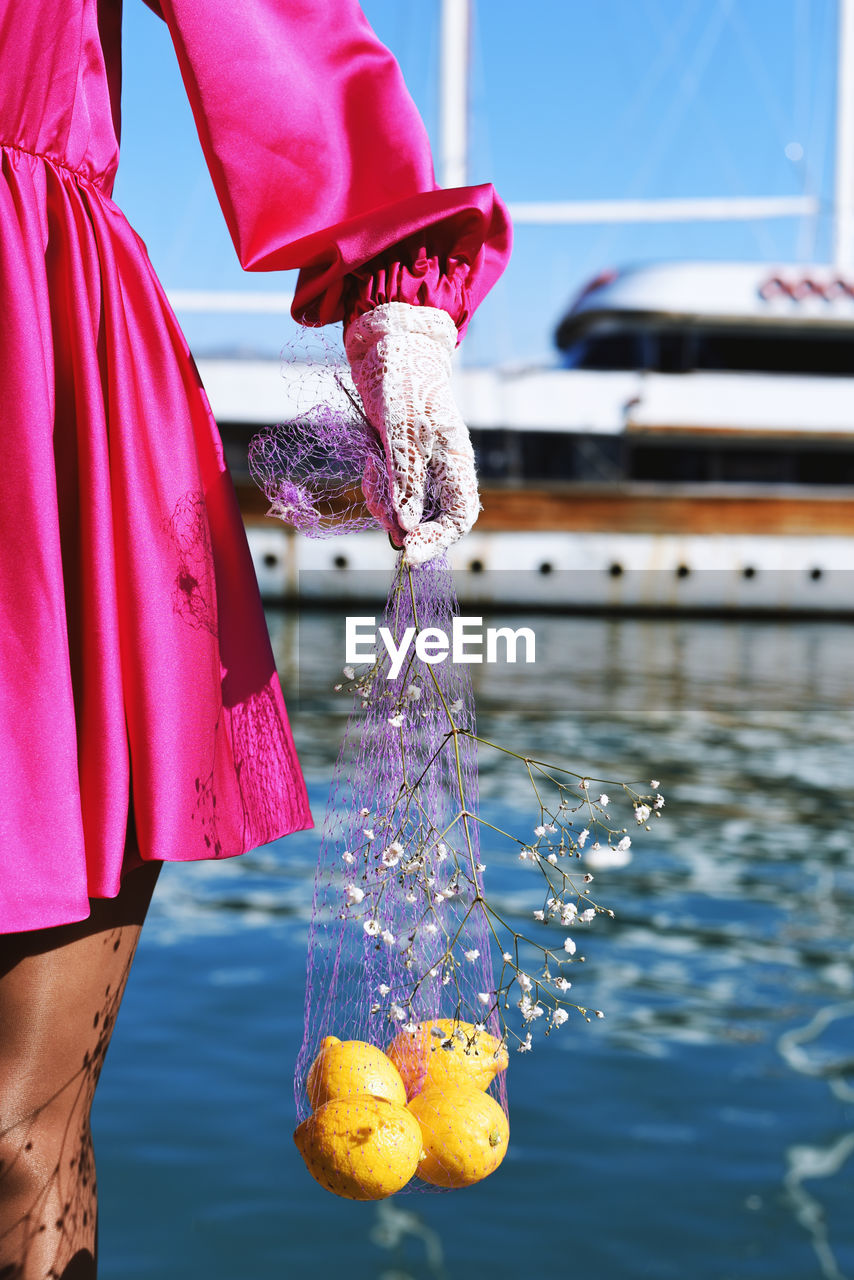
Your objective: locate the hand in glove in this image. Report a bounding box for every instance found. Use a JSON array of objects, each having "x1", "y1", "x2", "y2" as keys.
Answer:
[{"x1": 344, "y1": 302, "x2": 480, "y2": 567}]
